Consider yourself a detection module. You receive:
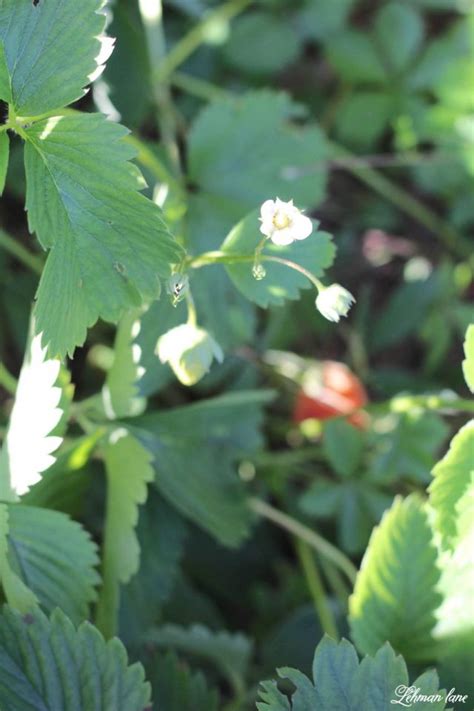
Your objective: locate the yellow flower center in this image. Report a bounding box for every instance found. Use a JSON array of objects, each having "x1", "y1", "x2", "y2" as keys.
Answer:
[{"x1": 273, "y1": 210, "x2": 291, "y2": 230}]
